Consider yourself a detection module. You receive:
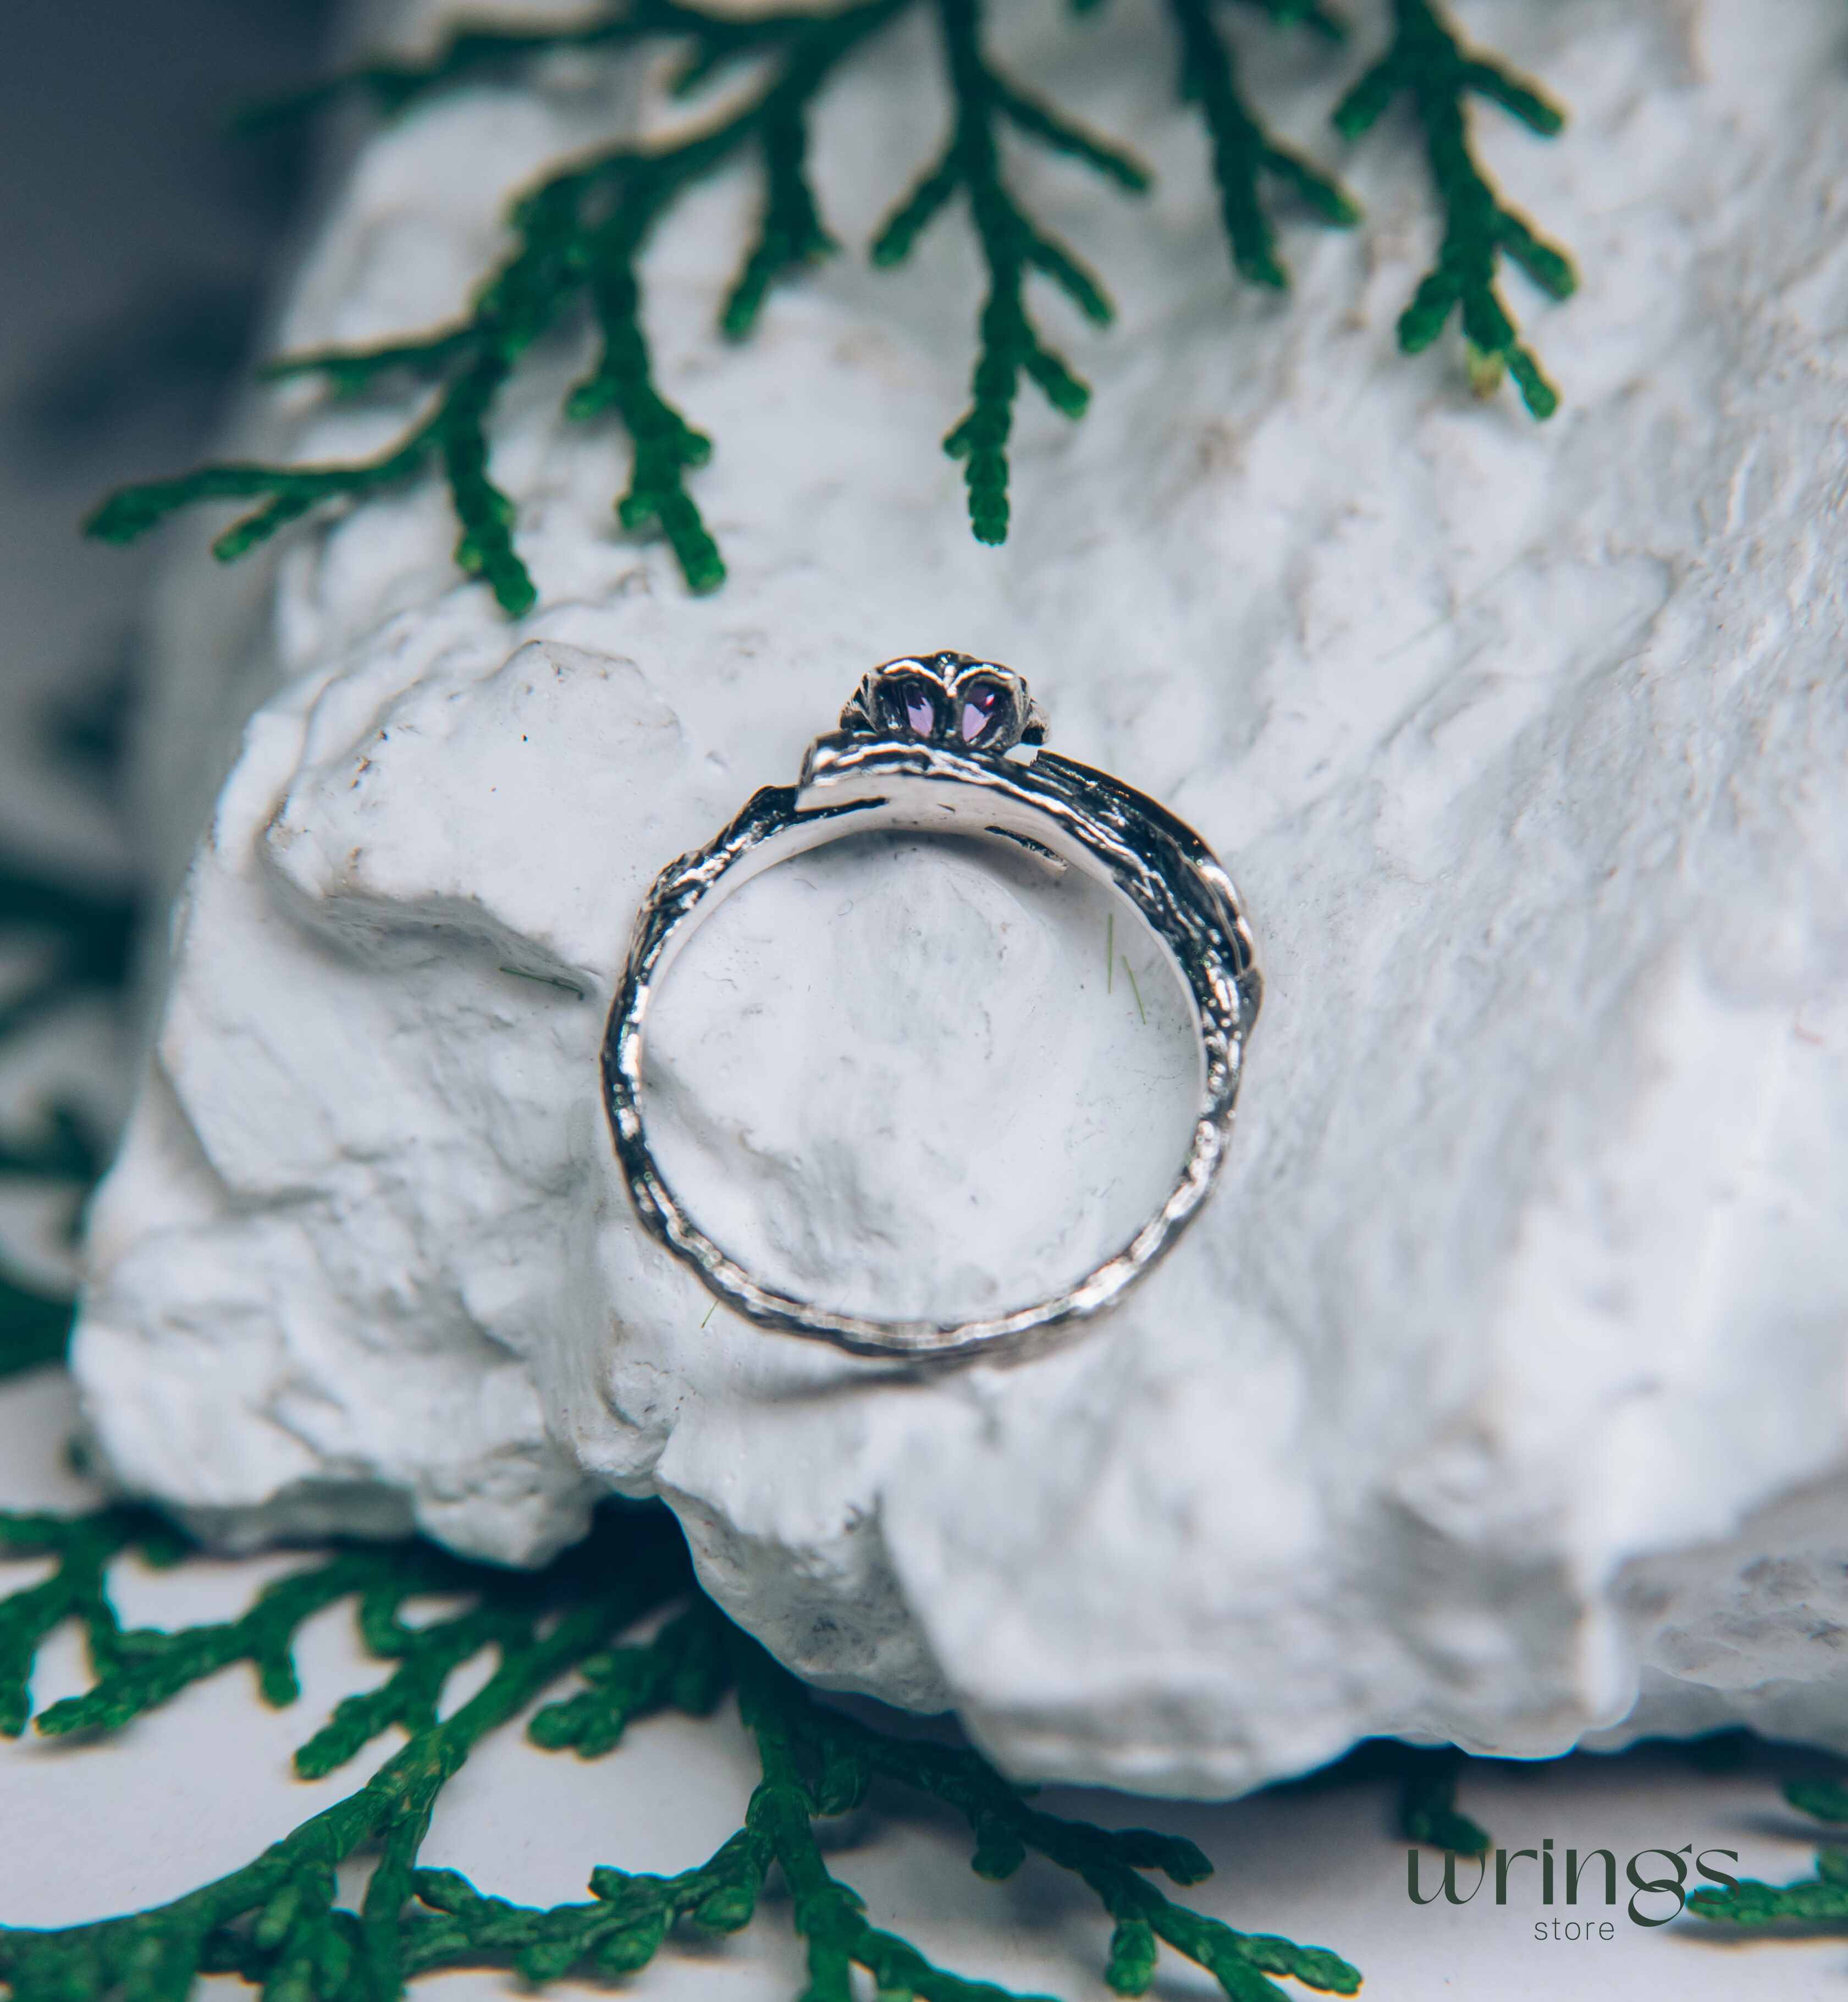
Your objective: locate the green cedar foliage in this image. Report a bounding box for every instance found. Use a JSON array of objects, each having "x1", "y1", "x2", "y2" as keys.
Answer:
[
  {"x1": 1392, "y1": 1746, "x2": 1490, "y2": 1858},
  {"x1": 873, "y1": 0, "x2": 1153, "y2": 546},
  {"x1": 1688, "y1": 1777, "x2": 1848, "y2": 1929},
  {"x1": 86, "y1": 0, "x2": 1575, "y2": 612},
  {"x1": 1164, "y1": 0, "x2": 1356, "y2": 291},
  {"x1": 1332, "y1": 0, "x2": 1575, "y2": 416},
  {"x1": 0, "y1": 861, "x2": 130, "y2": 1382},
  {"x1": 0, "y1": 1503, "x2": 1366, "y2": 2002}
]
